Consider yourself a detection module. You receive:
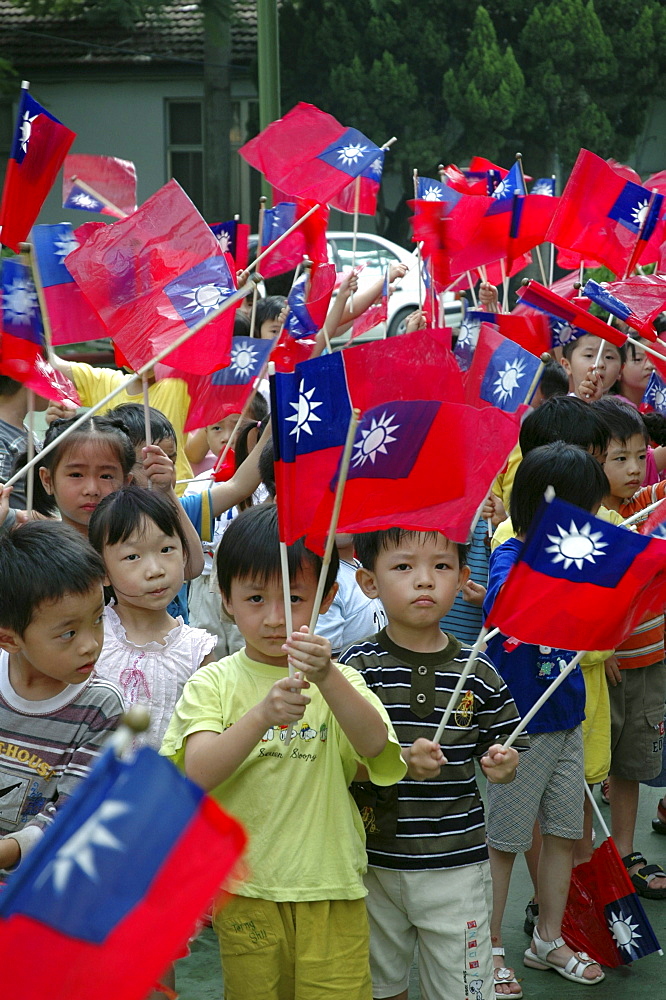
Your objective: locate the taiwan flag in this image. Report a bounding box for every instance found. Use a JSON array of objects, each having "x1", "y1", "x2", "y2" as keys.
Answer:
[
  {"x1": 62, "y1": 153, "x2": 137, "y2": 218},
  {"x1": 486, "y1": 162, "x2": 527, "y2": 213},
  {"x1": 642, "y1": 371, "x2": 666, "y2": 416},
  {"x1": 1, "y1": 257, "x2": 80, "y2": 404},
  {"x1": 516, "y1": 279, "x2": 628, "y2": 349},
  {"x1": 65, "y1": 179, "x2": 239, "y2": 375},
  {"x1": 259, "y1": 201, "x2": 329, "y2": 278},
  {"x1": 0, "y1": 85, "x2": 76, "y2": 253},
  {"x1": 464, "y1": 324, "x2": 543, "y2": 412},
  {"x1": 209, "y1": 220, "x2": 250, "y2": 270},
  {"x1": 416, "y1": 176, "x2": 462, "y2": 208},
  {"x1": 181, "y1": 335, "x2": 274, "y2": 431},
  {"x1": 562, "y1": 837, "x2": 661, "y2": 967},
  {"x1": 240, "y1": 102, "x2": 382, "y2": 205},
  {"x1": 584, "y1": 275, "x2": 666, "y2": 342},
  {"x1": 485, "y1": 495, "x2": 666, "y2": 651},
  {"x1": 330, "y1": 148, "x2": 385, "y2": 215},
  {"x1": 285, "y1": 263, "x2": 337, "y2": 339},
  {"x1": 0, "y1": 746, "x2": 246, "y2": 1000},
  {"x1": 30, "y1": 224, "x2": 109, "y2": 346},
  {"x1": 531, "y1": 178, "x2": 556, "y2": 196}
]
